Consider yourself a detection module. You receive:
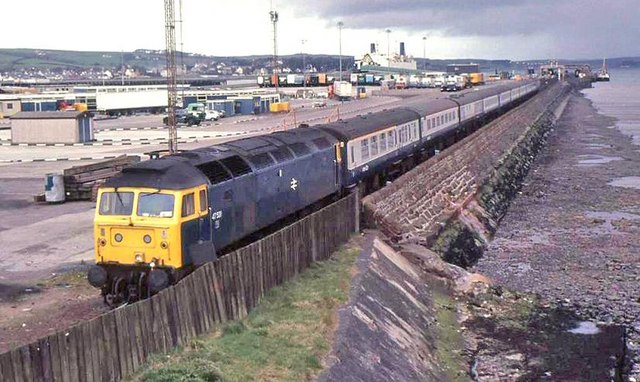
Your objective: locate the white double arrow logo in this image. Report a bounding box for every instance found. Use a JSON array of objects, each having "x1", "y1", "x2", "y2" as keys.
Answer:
[{"x1": 290, "y1": 178, "x2": 298, "y2": 190}]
